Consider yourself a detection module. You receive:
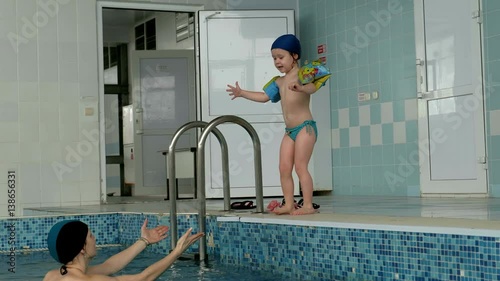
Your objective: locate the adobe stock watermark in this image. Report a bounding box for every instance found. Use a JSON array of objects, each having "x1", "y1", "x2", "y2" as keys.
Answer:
[
  {"x1": 385, "y1": 75, "x2": 498, "y2": 191},
  {"x1": 340, "y1": 0, "x2": 403, "y2": 62},
  {"x1": 8, "y1": 0, "x2": 71, "y2": 53}
]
